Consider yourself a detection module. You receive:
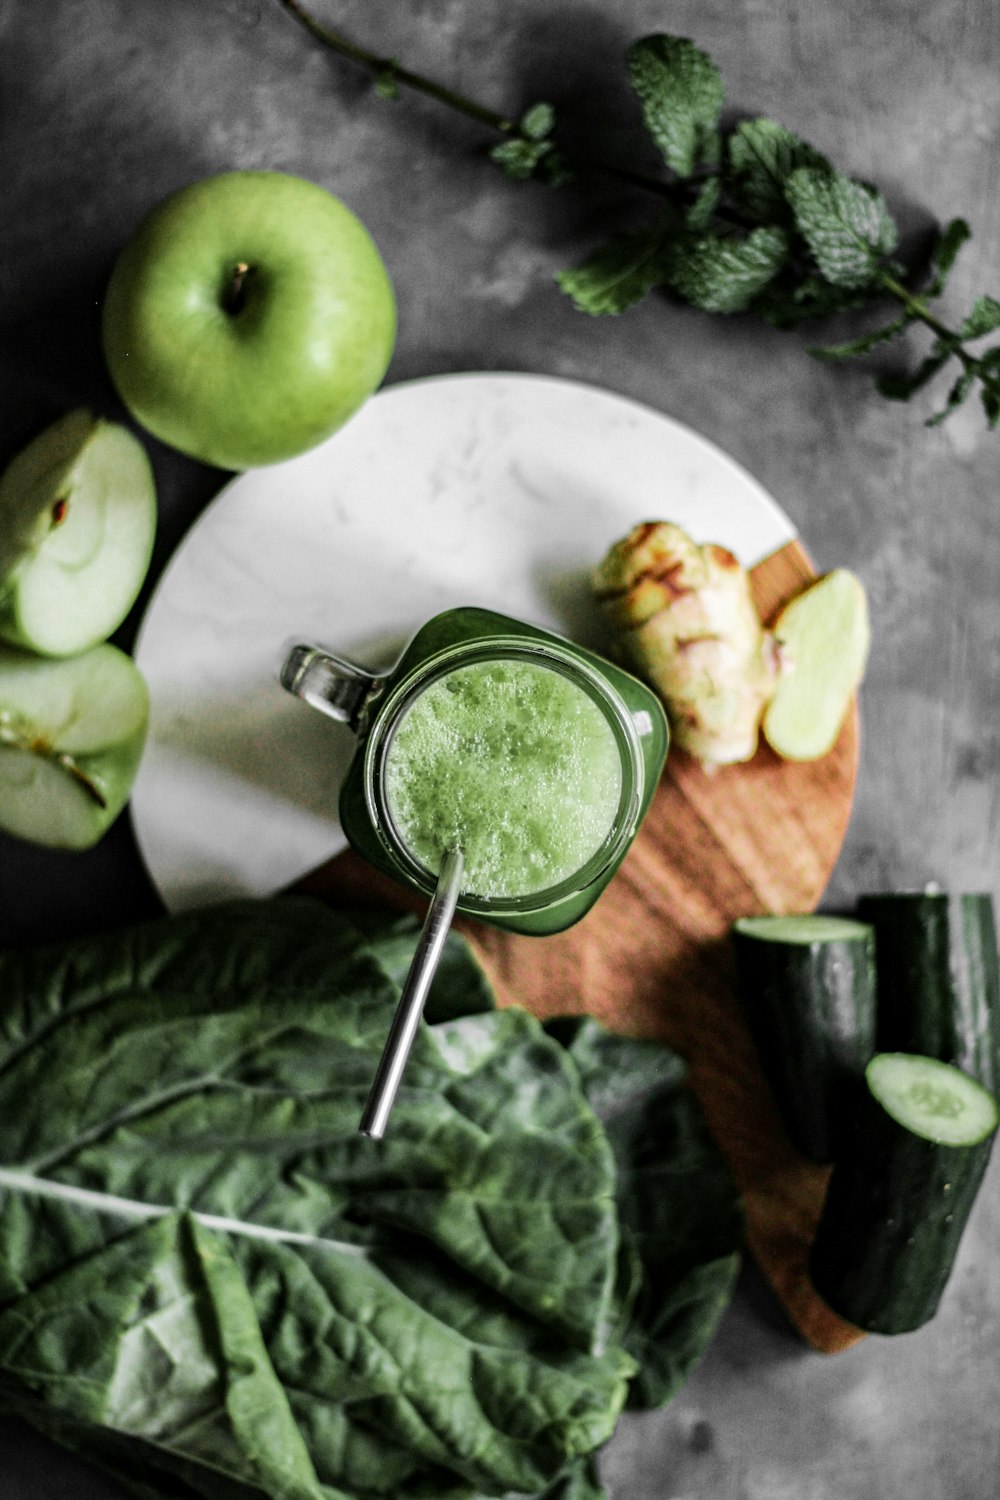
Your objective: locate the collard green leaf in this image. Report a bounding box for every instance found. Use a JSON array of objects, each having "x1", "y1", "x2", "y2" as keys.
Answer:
[
  {"x1": 351, "y1": 912, "x2": 496, "y2": 1022},
  {"x1": 626, "y1": 35, "x2": 724, "y2": 177},
  {"x1": 0, "y1": 901, "x2": 744, "y2": 1499},
  {"x1": 0, "y1": 901, "x2": 632, "y2": 1500},
  {"x1": 726, "y1": 118, "x2": 829, "y2": 222},
  {"x1": 557, "y1": 228, "x2": 669, "y2": 315},
  {"x1": 785, "y1": 165, "x2": 899, "y2": 287},
  {"x1": 662, "y1": 226, "x2": 789, "y2": 313},
  {"x1": 545, "y1": 1019, "x2": 744, "y2": 1410}
]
